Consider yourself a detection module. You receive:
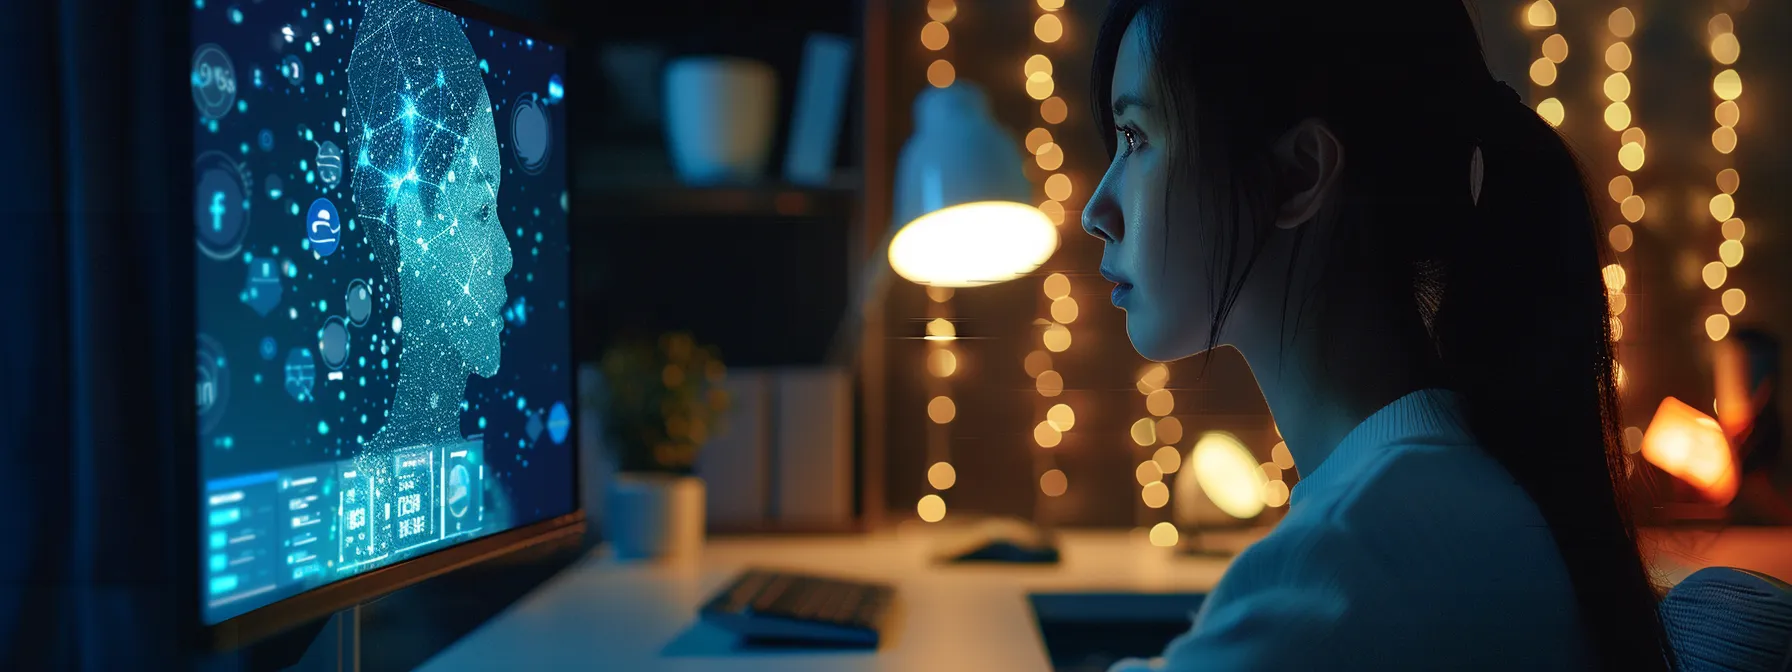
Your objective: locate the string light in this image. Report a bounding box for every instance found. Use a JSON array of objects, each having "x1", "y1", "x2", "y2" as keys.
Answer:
[
  {"x1": 1594, "y1": 6, "x2": 1638, "y2": 358},
  {"x1": 917, "y1": 3, "x2": 959, "y2": 522},
  {"x1": 1027, "y1": 6, "x2": 1077, "y2": 511},
  {"x1": 1703, "y1": 8, "x2": 1747, "y2": 340}
]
